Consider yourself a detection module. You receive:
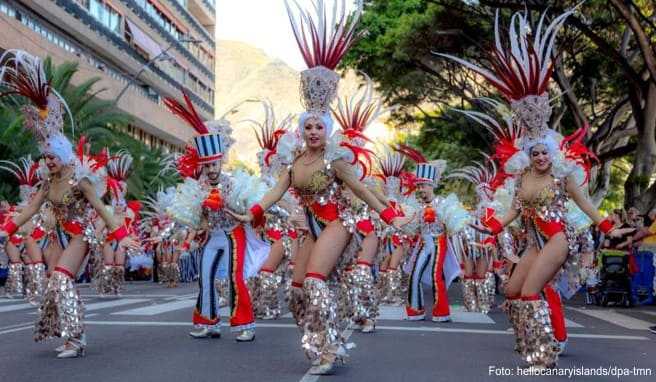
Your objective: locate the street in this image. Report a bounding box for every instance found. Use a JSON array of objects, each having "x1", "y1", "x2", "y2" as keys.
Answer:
[{"x1": 1, "y1": 282, "x2": 655, "y2": 382}]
